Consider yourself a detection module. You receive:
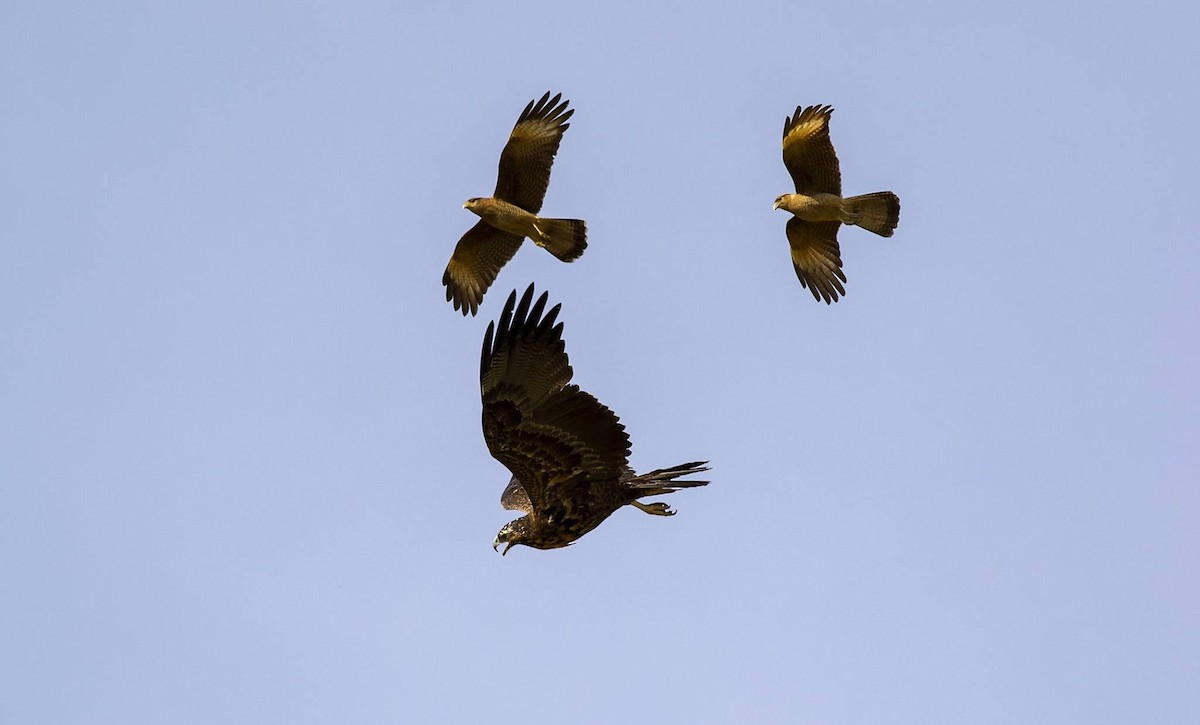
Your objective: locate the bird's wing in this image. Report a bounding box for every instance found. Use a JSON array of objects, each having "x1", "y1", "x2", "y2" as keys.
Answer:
[
  {"x1": 786, "y1": 218, "x2": 847, "y2": 304},
  {"x1": 493, "y1": 92, "x2": 574, "y2": 213},
  {"x1": 442, "y1": 220, "x2": 524, "y2": 316},
  {"x1": 782, "y1": 105, "x2": 842, "y2": 195},
  {"x1": 480, "y1": 285, "x2": 631, "y2": 513},
  {"x1": 500, "y1": 476, "x2": 533, "y2": 513}
]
